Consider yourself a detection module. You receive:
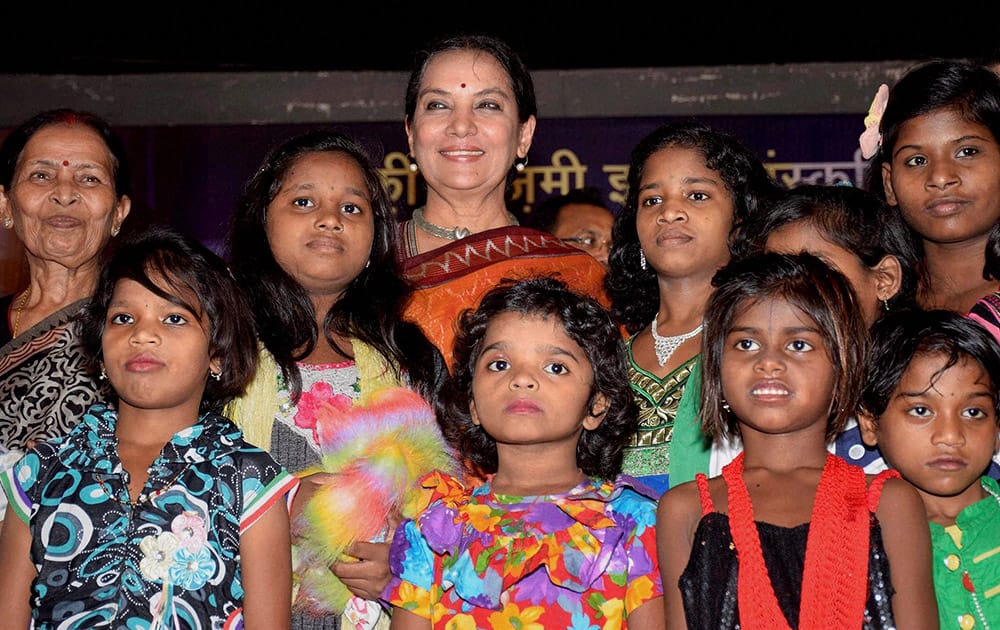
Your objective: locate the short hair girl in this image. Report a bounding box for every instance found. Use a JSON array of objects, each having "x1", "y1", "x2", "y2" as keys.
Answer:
[
  {"x1": 384, "y1": 276, "x2": 664, "y2": 629},
  {"x1": 0, "y1": 225, "x2": 298, "y2": 628},
  {"x1": 657, "y1": 252, "x2": 937, "y2": 629}
]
